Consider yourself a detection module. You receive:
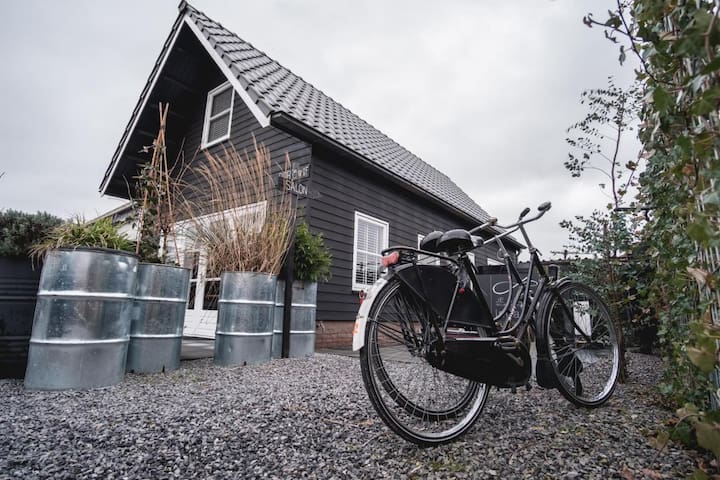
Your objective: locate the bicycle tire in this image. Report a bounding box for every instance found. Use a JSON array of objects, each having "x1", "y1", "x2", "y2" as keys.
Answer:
[
  {"x1": 539, "y1": 281, "x2": 619, "y2": 408},
  {"x1": 359, "y1": 278, "x2": 489, "y2": 446}
]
